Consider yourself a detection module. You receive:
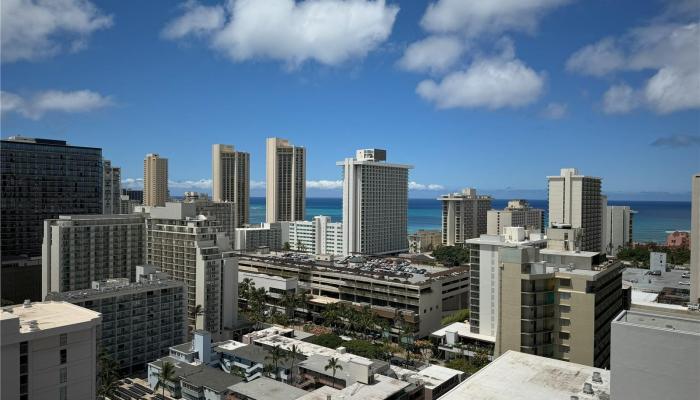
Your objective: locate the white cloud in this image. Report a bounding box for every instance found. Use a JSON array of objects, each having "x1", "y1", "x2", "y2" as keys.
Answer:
[
  {"x1": 565, "y1": 38, "x2": 625, "y2": 77},
  {"x1": 567, "y1": 22, "x2": 700, "y2": 114},
  {"x1": 602, "y1": 84, "x2": 640, "y2": 115},
  {"x1": 163, "y1": 0, "x2": 399, "y2": 67},
  {"x1": 306, "y1": 180, "x2": 343, "y2": 190},
  {"x1": 397, "y1": 35, "x2": 464, "y2": 74},
  {"x1": 161, "y1": 1, "x2": 225, "y2": 39},
  {"x1": 251, "y1": 180, "x2": 266, "y2": 189},
  {"x1": 1, "y1": 89, "x2": 113, "y2": 119},
  {"x1": 169, "y1": 179, "x2": 213, "y2": 189},
  {"x1": 1, "y1": 0, "x2": 113, "y2": 63},
  {"x1": 420, "y1": 0, "x2": 571, "y2": 37},
  {"x1": 416, "y1": 43, "x2": 545, "y2": 110},
  {"x1": 540, "y1": 102, "x2": 568, "y2": 119},
  {"x1": 121, "y1": 178, "x2": 143, "y2": 189},
  {"x1": 409, "y1": 181, "x2": 444, "y2": 191}
]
